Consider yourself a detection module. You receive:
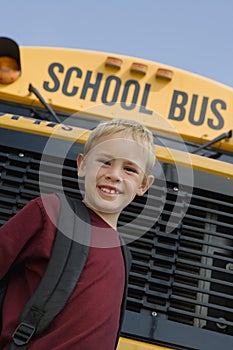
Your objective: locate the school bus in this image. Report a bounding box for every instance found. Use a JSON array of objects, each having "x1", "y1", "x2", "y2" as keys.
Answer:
[{"x1": 0, "y1": 37, "x2": 232, "y2": 350}]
